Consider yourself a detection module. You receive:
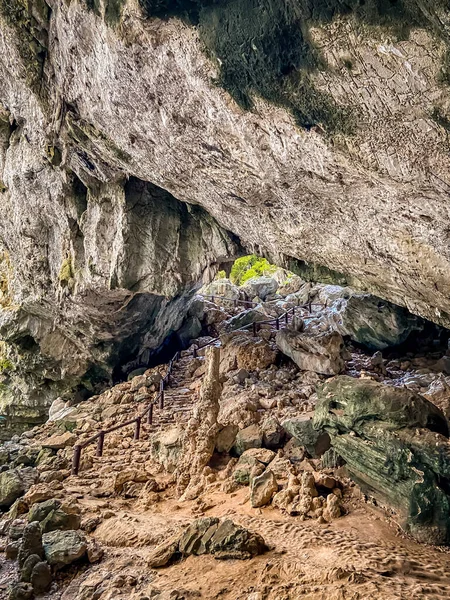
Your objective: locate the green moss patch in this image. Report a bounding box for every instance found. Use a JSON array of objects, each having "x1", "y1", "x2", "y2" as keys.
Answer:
[
  {"x1": 59, "y1": 256, "x2": 74, "y2": 287},
  {"x1": 0, "y1": 358, "x2": 13, "y2": 372}
]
